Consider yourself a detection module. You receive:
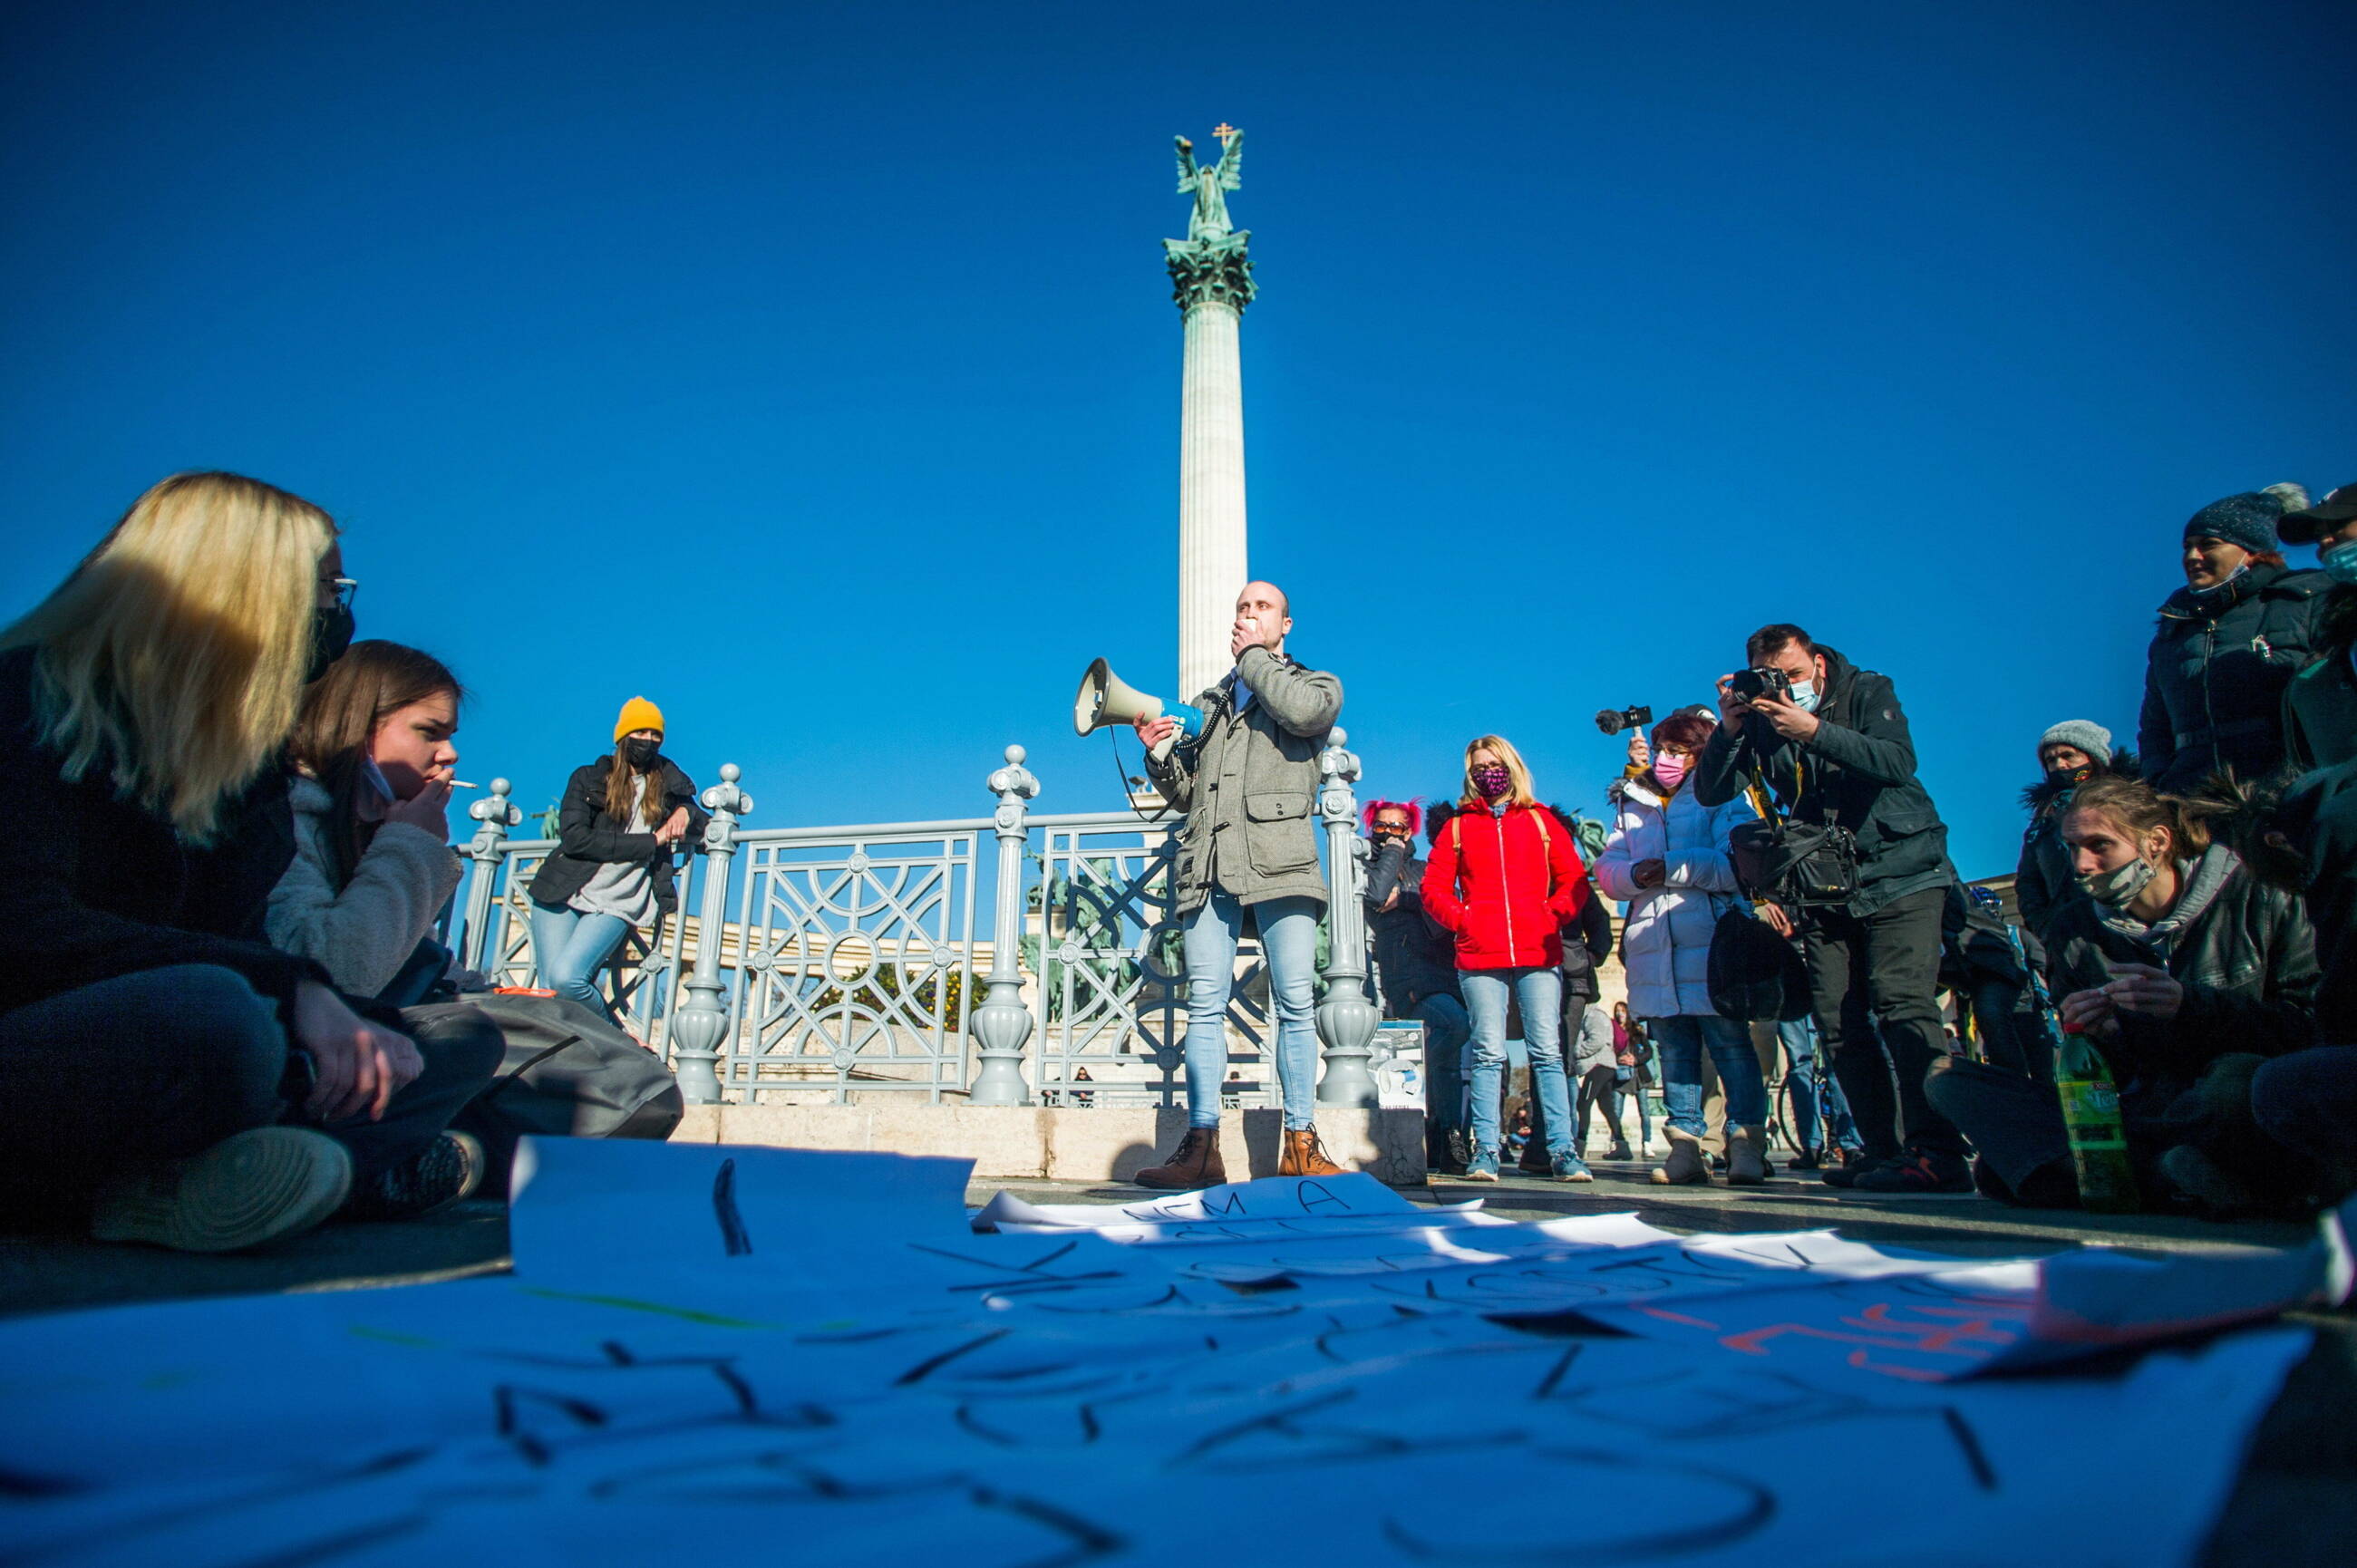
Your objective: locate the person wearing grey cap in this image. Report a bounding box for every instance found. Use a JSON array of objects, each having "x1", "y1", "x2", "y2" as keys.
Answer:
[
  {"x1": 2015, "y1": 721, "x2": 2139, "y2": 941},
  {"x1": 2138, "y1": 489, "x2": 2328, "y2": 794},
  {"x1": 2279, "y1": 482, "x2": 2357, "y2": 774}
]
